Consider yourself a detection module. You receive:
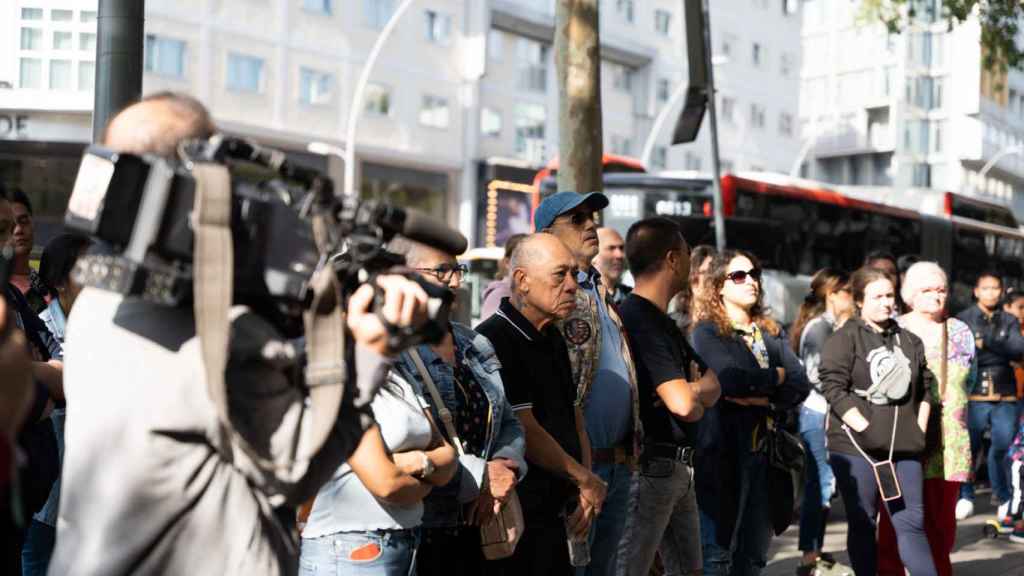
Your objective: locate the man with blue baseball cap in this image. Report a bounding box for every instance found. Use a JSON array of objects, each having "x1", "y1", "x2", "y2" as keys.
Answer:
[{"x1": 535, "y1": 191, "x2": 641, "y2": 576}]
